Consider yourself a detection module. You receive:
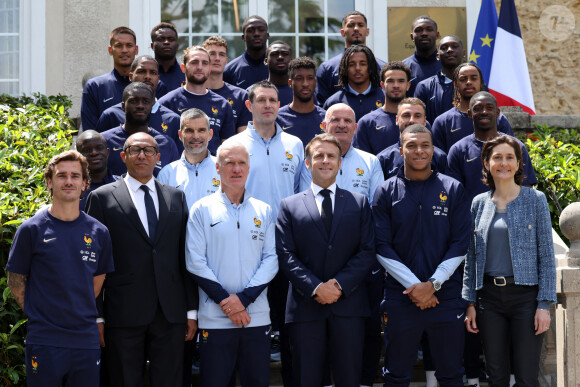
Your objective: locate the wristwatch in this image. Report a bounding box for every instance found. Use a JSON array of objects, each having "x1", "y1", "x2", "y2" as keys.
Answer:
[{"x1": 428, "y1": 278, "x2": 441, "y2": 291}]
